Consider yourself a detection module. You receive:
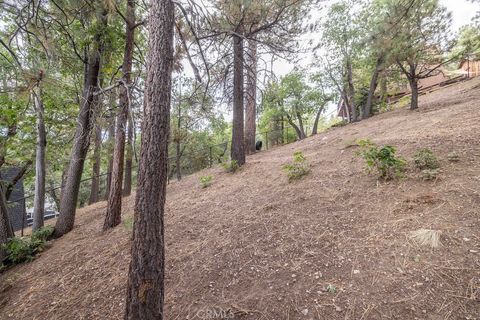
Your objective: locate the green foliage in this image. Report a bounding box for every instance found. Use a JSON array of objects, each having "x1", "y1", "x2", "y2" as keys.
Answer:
[
  {"x1": 331, "y1": 119, "x2": 348, "y2": 128},
  {"x1": 258, "y1": 70, "x2": 330, "y2": 141},
  {"x1": 447, "y1": 152, "x2": 460, "y2": 162},
  {"x1": 1, "y1": 226, "x2": 54, "y2": 266},
  {"x1": 357, "y1": 139, "x2": 406, "y2": 180},
  {"x1": 283, "y1": 151, "x2": 310, "y2": 182},
  {"x1": 413, "y1": 149, "x2": 439, "y2": 170},
  {"x1": 123, "y1": 217, "x2": 134, "y2": 232},
  {"x1": 326, "y1": 284, "x2": 337, "y2": 294},
  {"x1": 31, "y1": 225, "x2": 54, "y2": 243},
  {"x1": 420, "y1": 168, "x2": 440, "y2": 181},
  {"x1": 451, "y1": 25, "x2": 480, "y2": 59},
  {"x1": 223, "y1": 160, "x2": 239, "y2": 173},
  {"x1": 199, "y1": 175, "x2": 213, "y2": 188}
]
